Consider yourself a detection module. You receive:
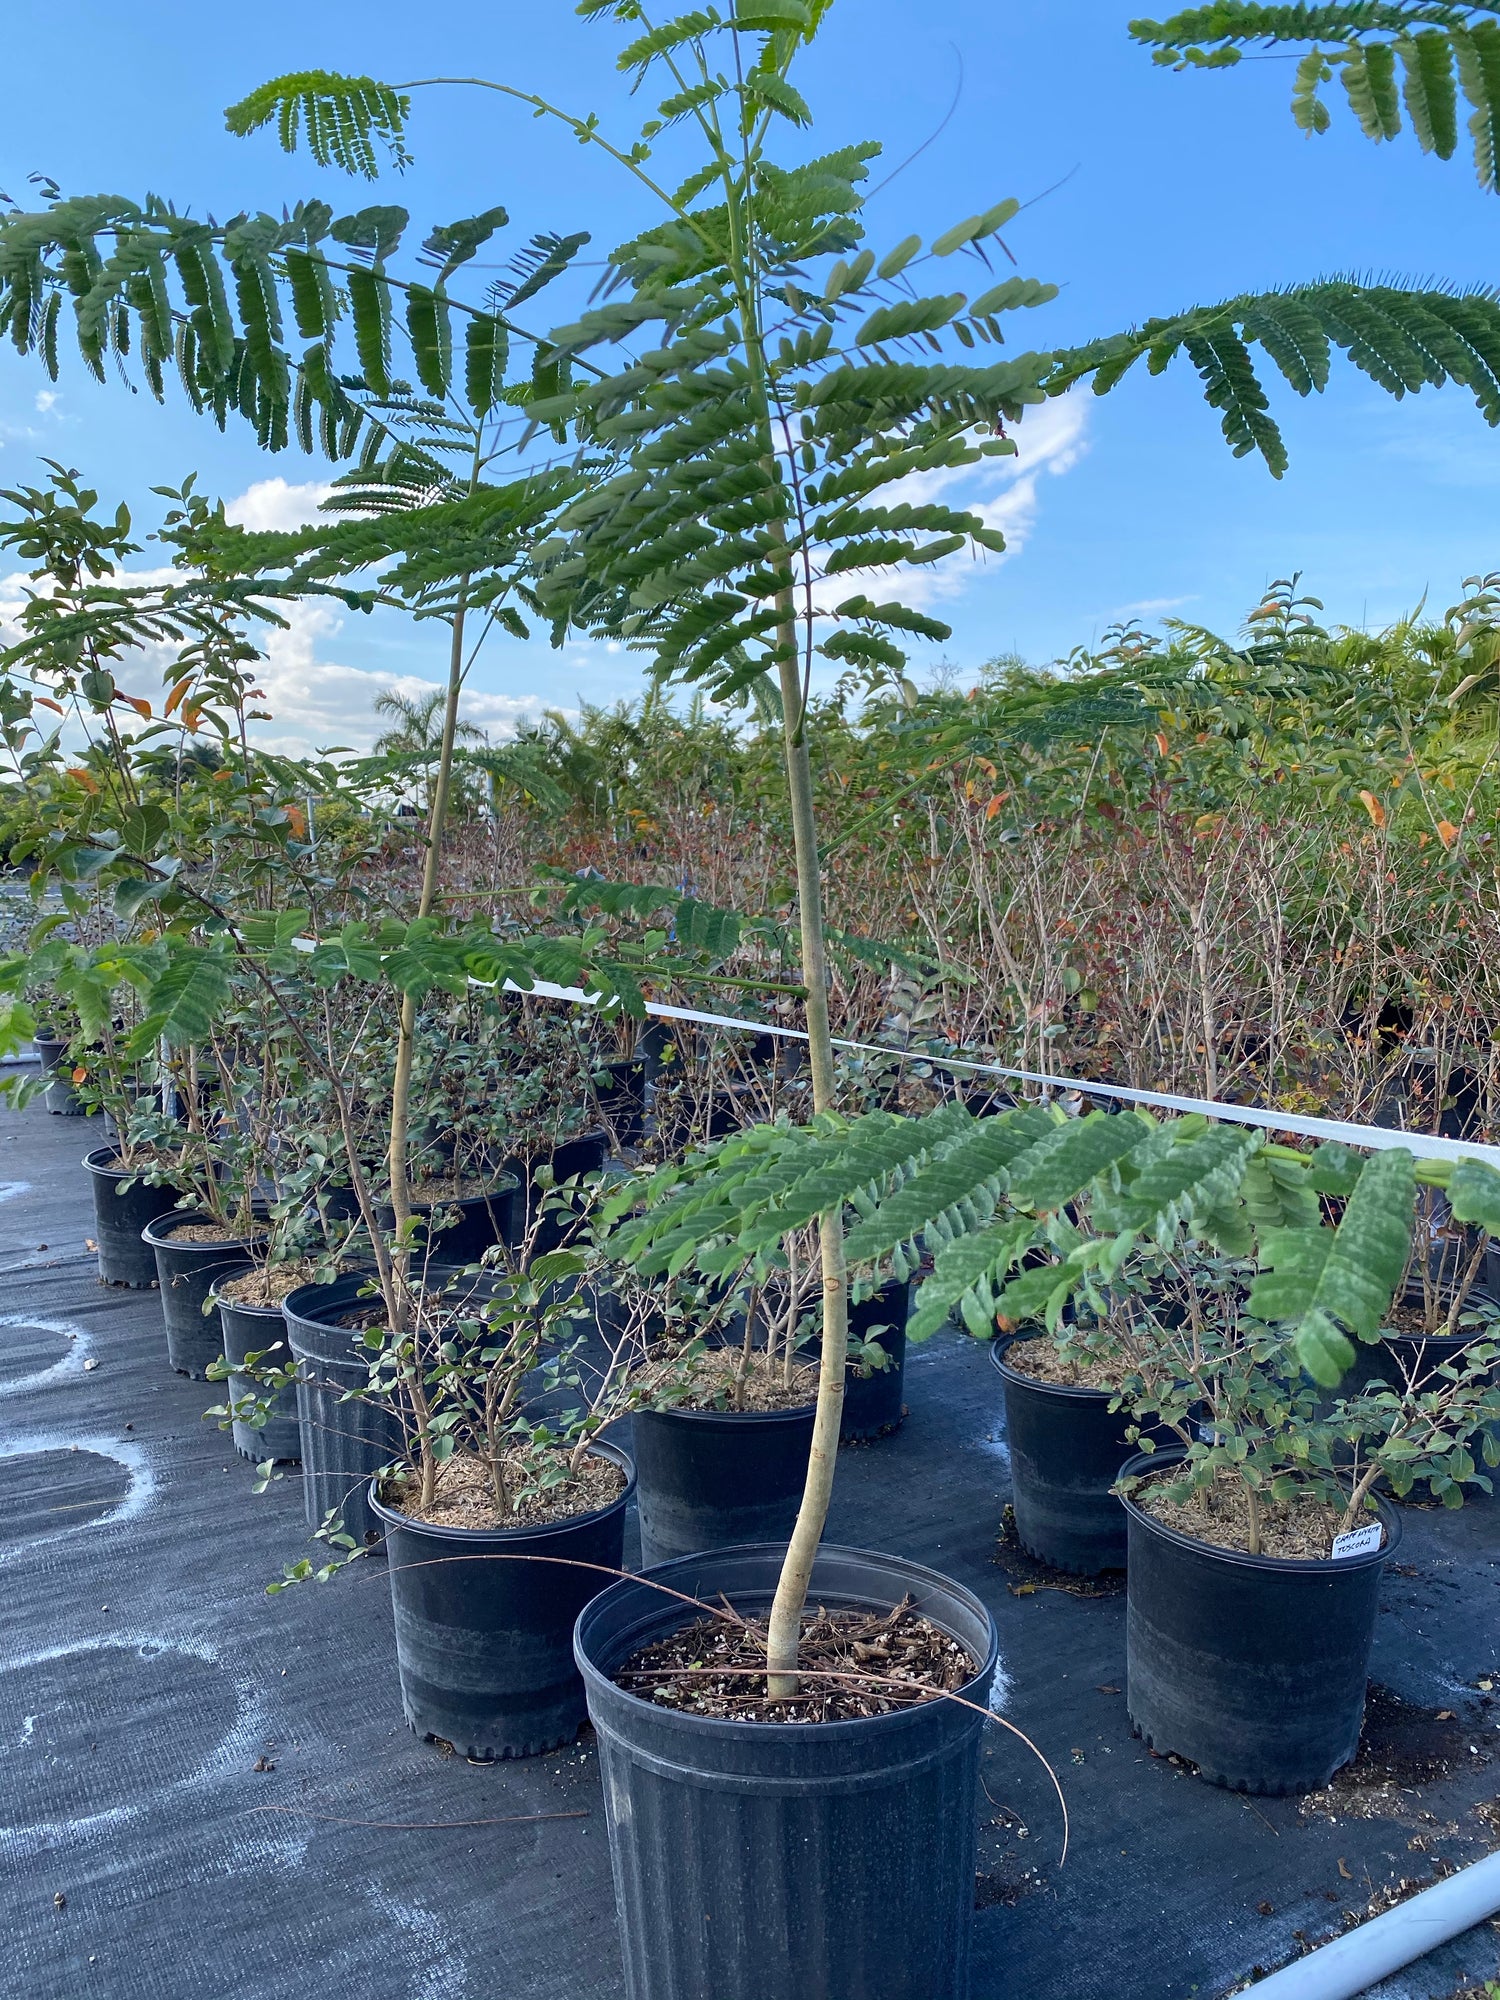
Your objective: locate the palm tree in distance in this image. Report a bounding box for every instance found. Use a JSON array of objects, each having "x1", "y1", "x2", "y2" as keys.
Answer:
[{"x1": 371, "y1": 687, "x2": 485, "y2": 815}]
